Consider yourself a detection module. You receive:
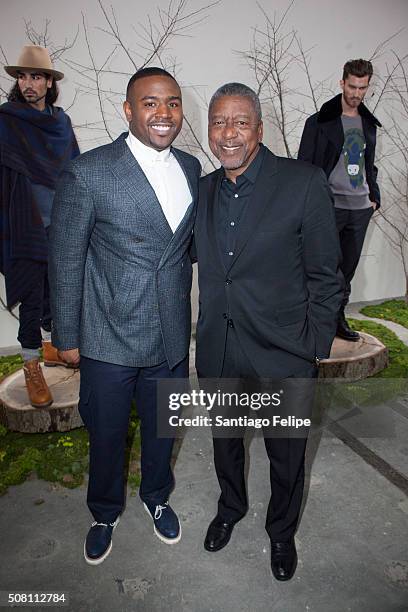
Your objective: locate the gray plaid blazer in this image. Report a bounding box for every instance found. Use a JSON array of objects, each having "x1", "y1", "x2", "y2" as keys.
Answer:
[{"x1": 49, "y1": 132, "x2": 201, "y2": 368}]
